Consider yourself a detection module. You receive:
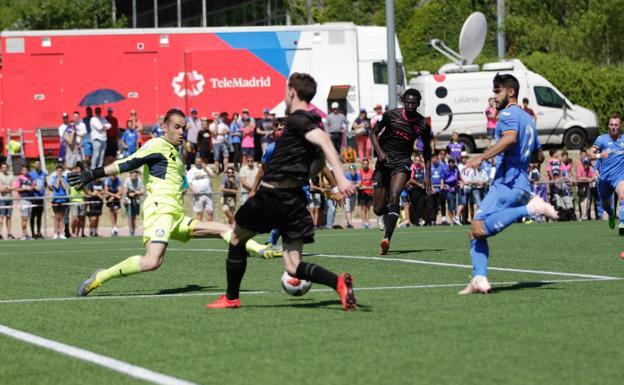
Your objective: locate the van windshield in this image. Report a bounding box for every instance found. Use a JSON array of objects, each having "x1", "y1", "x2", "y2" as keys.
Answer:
[
  {"x1": 373, "y1": 62, "x2": 405, "y2": 86},
  {"x1": 534, "y1": 86, "x2": 570, "y2": 109}
]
